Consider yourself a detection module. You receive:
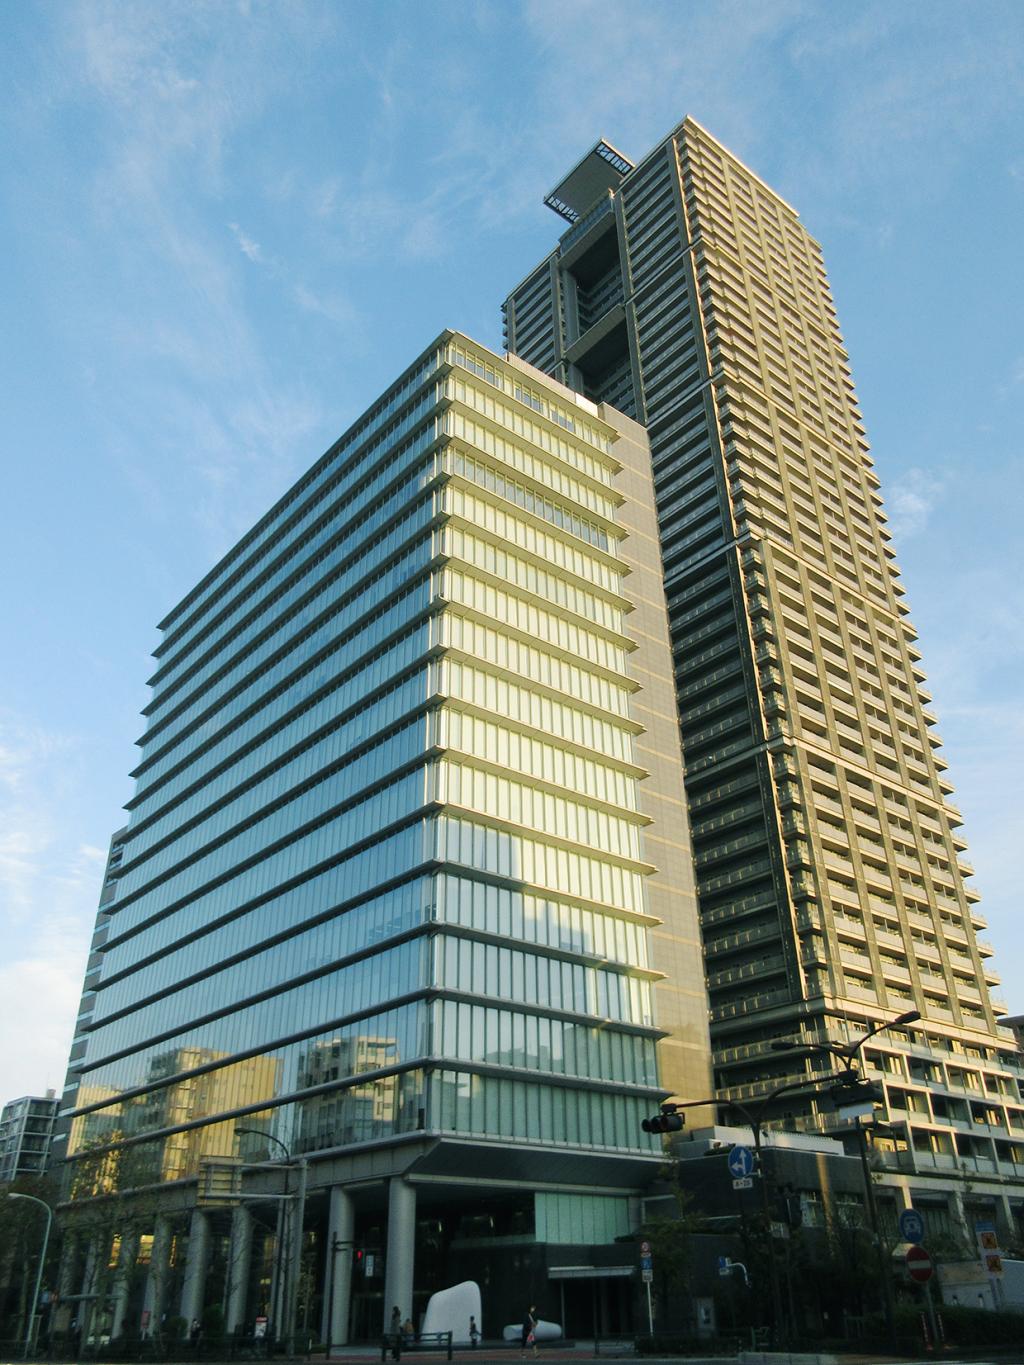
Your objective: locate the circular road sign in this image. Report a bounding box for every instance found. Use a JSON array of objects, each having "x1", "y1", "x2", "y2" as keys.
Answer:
[
  {"x1": 898, "y1": 1208, "x2": 925, "y2": 1245},
  {"x1": 640, "y1": 1240, "x2": 651, "y2": 1257},
  {"x1": 728, "y1": 1145, "x2": 755, "y2": 1179},
  {"x1": 906, "y1": 1245, "x2": 933, "y2": 1283}
]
